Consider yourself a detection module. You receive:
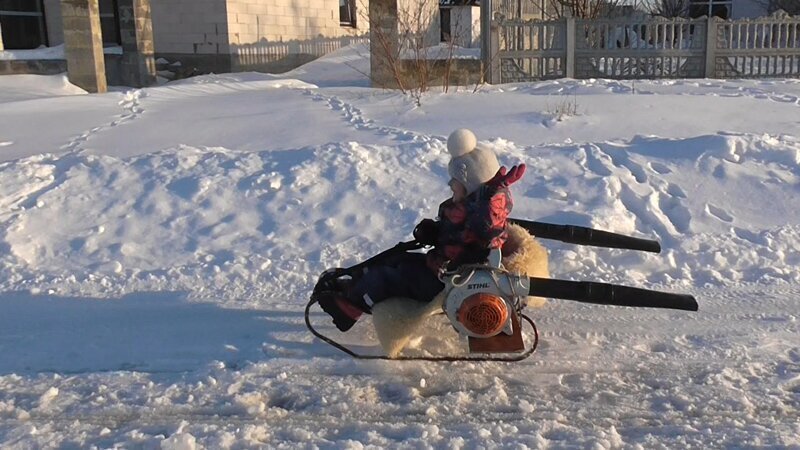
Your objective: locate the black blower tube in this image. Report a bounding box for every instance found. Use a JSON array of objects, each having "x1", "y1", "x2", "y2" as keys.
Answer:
[
  {"x1": 528, "y1": 277, "x2": 698, "y2": 311},
  {"x1": 510, "y1": 219, "x2": 662, "y2": 253}
]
